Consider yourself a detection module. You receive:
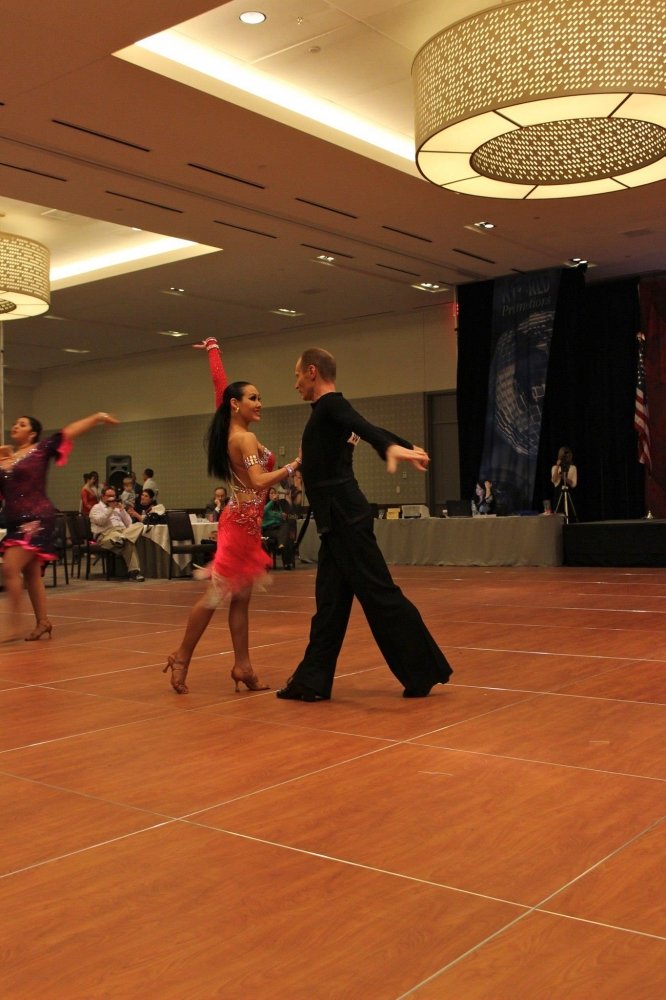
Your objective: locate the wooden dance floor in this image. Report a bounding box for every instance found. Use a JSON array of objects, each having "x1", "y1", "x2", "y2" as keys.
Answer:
[{"x1": 1, "y1": 566, "x2": 666, "y2": 998}]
